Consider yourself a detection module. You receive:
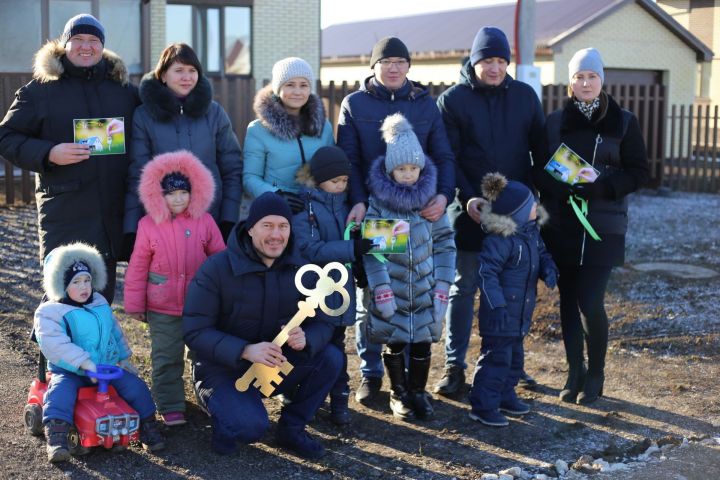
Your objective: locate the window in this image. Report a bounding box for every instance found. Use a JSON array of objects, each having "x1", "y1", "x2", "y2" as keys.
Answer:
[
  {"x1": 166, "y1": 3, "x2": 252, "y2": 76},
  {"x1": 0, "y1": 0, "x2": 42, "y2": 72}
]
